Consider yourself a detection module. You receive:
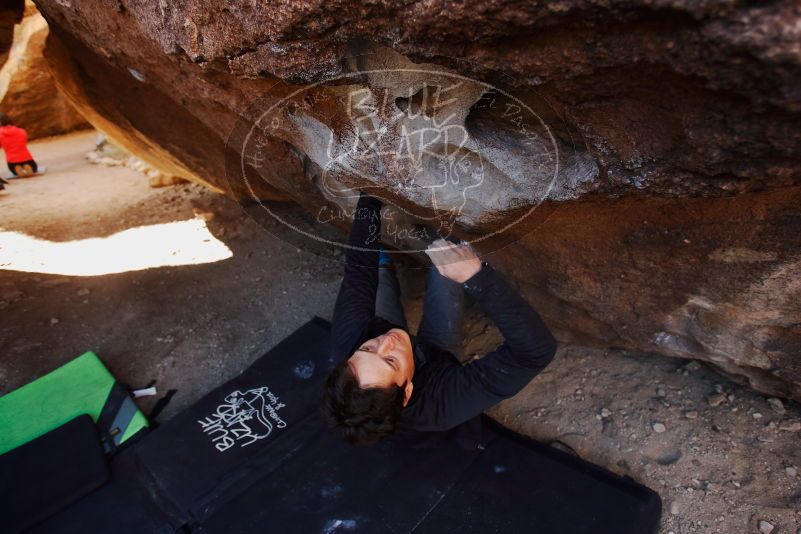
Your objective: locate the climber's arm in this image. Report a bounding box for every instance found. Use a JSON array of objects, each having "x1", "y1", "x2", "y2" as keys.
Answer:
[
  {"x1": 423, "y1": 240, "x2": 557, "y2": 430},
  {"x1": 328, "y1": 194, "x2": 383, "y2": 362}
]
